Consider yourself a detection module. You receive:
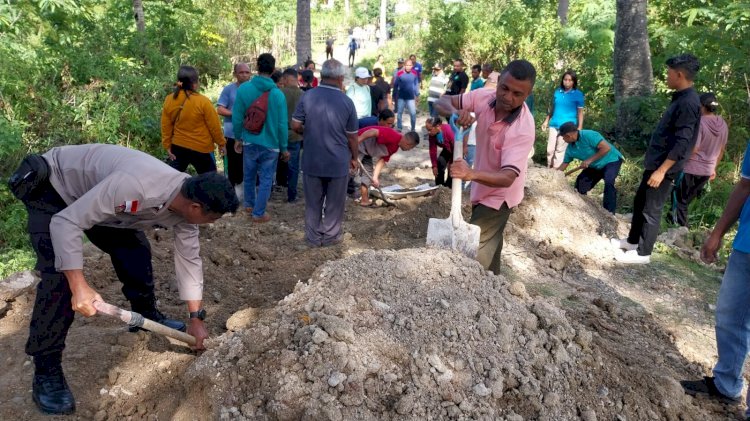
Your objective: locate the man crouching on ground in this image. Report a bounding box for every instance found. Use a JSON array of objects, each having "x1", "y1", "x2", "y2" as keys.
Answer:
[
  {"x1": 356, "y1": 126, "x2": 419, "y2": 206},
  {"x1": 7, "y1": 144, "x2": 239, "y2": 415}
]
